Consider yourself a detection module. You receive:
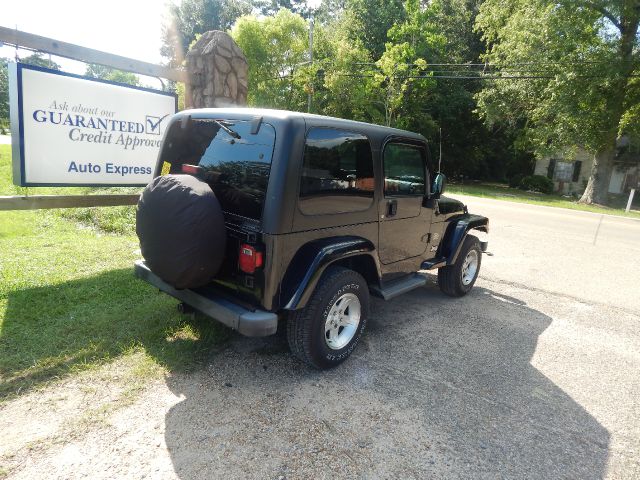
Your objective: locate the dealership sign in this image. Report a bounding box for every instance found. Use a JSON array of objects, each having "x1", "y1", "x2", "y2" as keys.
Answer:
[{"x1": 9, "y1": 62, "x2": 177, "y2": 186}]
